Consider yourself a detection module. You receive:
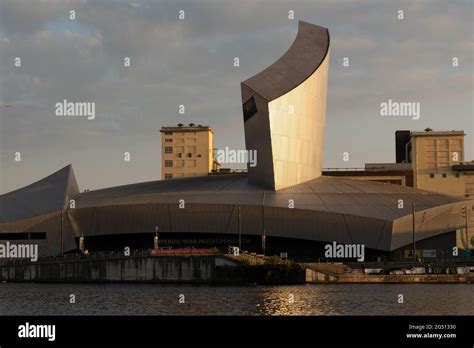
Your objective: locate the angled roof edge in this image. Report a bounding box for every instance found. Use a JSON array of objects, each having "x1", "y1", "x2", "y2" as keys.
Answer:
[
  {"x1": 241, "y1": 20, "x2": 330, "y2": 102},
  {"x1": 0, "y1": 164, "x2": 80, "y2": 223},
  {"x1": 1, "y1": 164, "x2": 74, "y2": 197}
]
